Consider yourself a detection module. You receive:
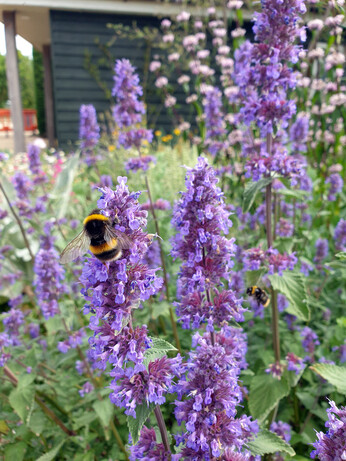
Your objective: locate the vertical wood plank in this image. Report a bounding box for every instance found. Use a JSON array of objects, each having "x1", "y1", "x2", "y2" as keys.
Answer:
[
  {"x1": 42, "y1": 44, "x2": 55, "y2": 147},
  {"x1": 3, "y1": 10, "x2": 26, "y2": 153}
]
